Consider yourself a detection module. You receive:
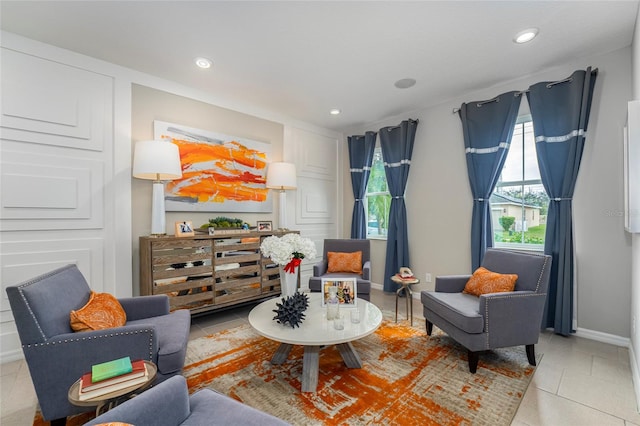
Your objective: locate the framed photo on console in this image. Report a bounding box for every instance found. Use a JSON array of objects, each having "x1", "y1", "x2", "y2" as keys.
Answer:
[
  {"x1": 257, "y1": 220, "x2": 272, "y2": 231},
  {"x1": 175, "y1": 221, "x2": 195, "y2": 237},
  {"x1": 321, "y1": 278, "x2": 357, "y2": 307}
]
